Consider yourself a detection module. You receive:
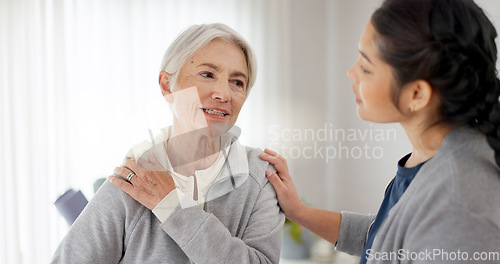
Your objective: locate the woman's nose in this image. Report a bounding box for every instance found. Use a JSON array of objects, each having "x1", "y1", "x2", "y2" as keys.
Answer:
[
  {"x1": 347, "y1": 65, "x2": 356, "y2": 80},
  {"x1": 211, "y1": 79, "x2": 231, "y2": 102}
]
